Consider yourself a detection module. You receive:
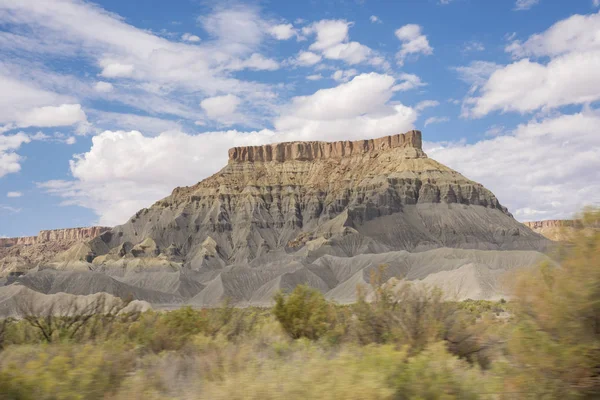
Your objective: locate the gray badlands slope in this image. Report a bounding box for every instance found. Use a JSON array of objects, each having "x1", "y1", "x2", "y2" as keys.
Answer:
[{"x1": 1, "y1": 131, "x2": 551, "y2": 314}]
